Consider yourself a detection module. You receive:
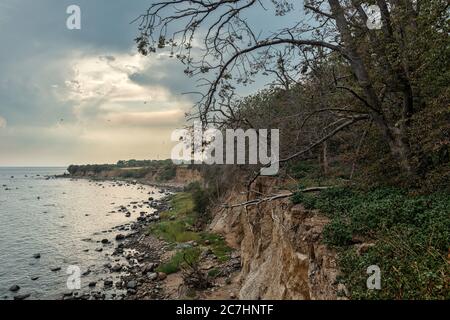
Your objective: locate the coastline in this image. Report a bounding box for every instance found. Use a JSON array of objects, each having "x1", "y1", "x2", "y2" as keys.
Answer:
[{"x1": 56, "y1": 176, "x2": 241, "y2": 301}]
